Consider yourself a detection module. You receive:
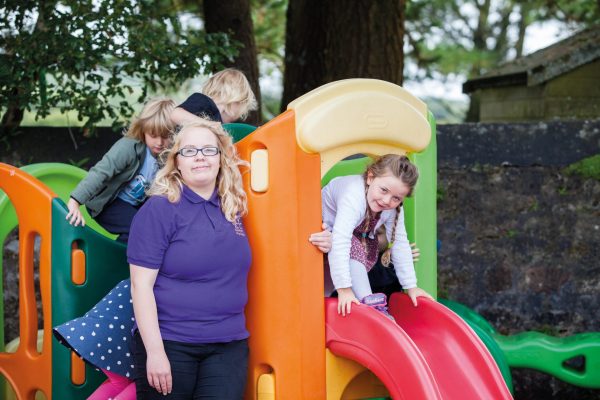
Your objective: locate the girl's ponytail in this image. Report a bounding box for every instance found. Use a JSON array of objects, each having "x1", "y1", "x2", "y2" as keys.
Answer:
[{"x1": 380, "y1": 205, "x2": 401, "y2": 267}]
